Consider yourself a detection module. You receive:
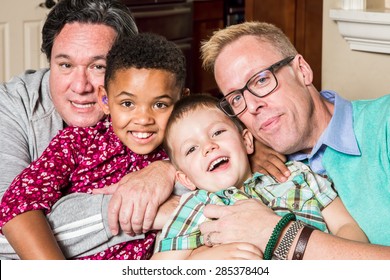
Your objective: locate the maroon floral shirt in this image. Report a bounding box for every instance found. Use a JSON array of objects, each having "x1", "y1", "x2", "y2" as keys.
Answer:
[{"x1": 0, "y1": 117, "x2": 168, "y2": 260}]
